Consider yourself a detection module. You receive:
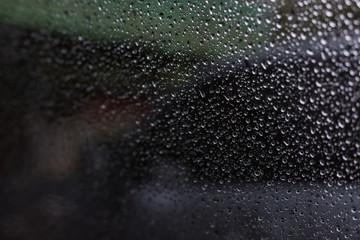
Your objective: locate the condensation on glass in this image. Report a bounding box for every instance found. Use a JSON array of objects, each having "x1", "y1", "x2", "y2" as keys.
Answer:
[{"x1": 0, "y1": 0, "x2": 360, "y2": 239}]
